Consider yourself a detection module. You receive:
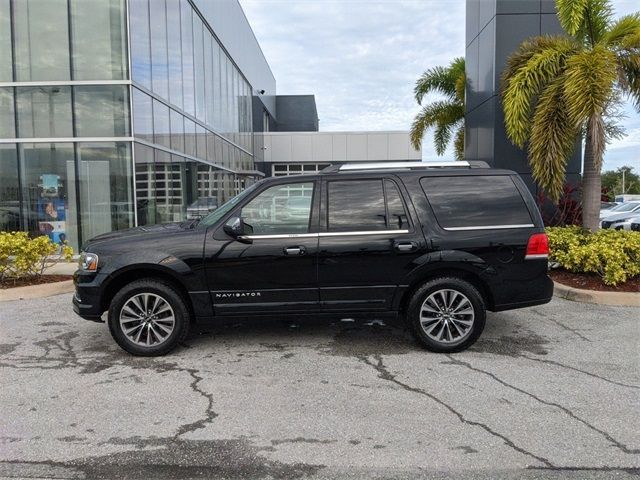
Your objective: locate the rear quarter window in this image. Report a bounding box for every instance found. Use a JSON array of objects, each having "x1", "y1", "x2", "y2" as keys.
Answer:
[{"x1": 420, "y1": 175, "x2": 533, "y2": 229}]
